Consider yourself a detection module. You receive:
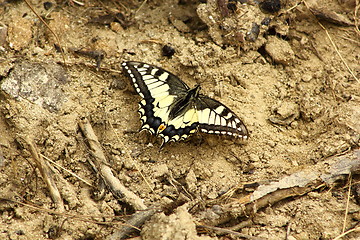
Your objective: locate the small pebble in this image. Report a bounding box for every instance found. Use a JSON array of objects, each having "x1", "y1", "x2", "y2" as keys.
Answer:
[{"x1": 162, "y1": 45, "x2": 175, "y2": 58}]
